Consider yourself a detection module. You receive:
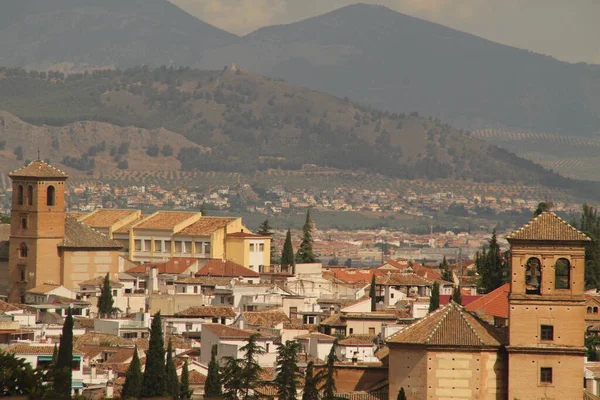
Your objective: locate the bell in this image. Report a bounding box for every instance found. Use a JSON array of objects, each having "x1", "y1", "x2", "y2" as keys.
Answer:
[{"x1": 529, "y1": 273, "x2": 539, "y2": 287}]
